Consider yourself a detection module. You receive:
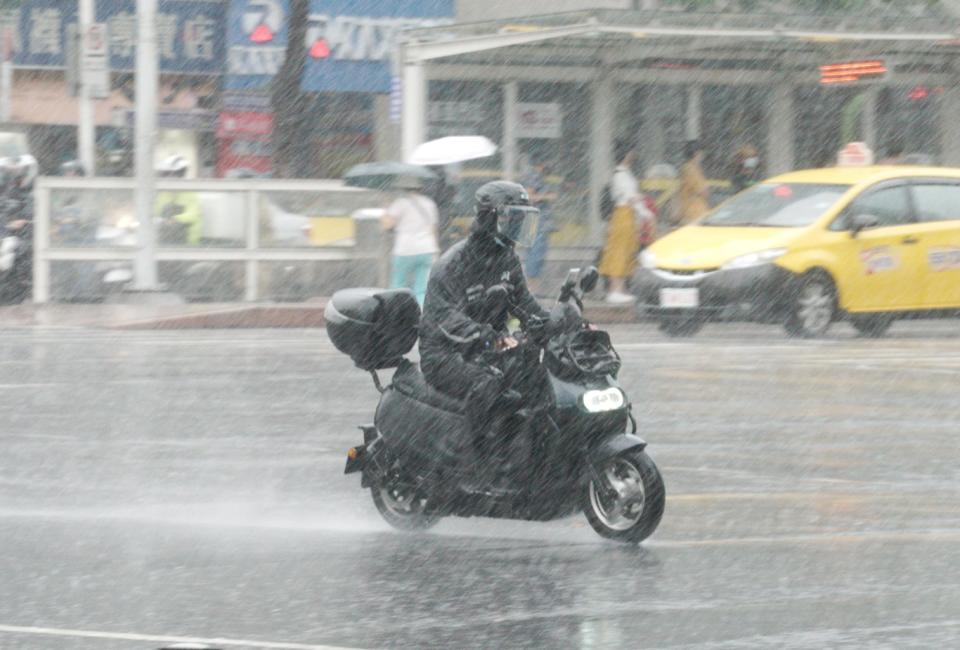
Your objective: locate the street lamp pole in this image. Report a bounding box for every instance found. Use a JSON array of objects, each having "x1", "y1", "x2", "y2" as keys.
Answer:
[
  {"x1": 78, "y1": 0, "x2": 95, "y2": 174},
  {"x1": 134, "y1": 0, "x2": 159, "y2": 289}
]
